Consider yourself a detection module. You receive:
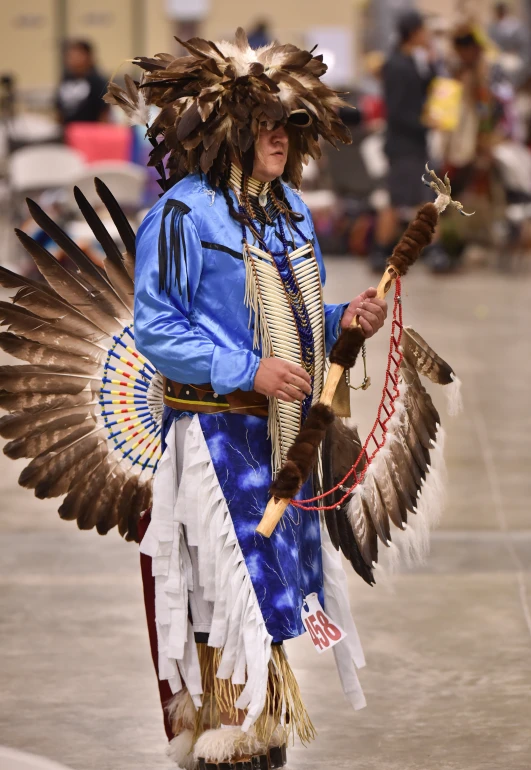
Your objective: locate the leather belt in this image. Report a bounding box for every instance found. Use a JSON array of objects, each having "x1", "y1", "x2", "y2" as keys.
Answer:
[{"x1": 163, "y1": 377, "x2": 268, "y2": 418}]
